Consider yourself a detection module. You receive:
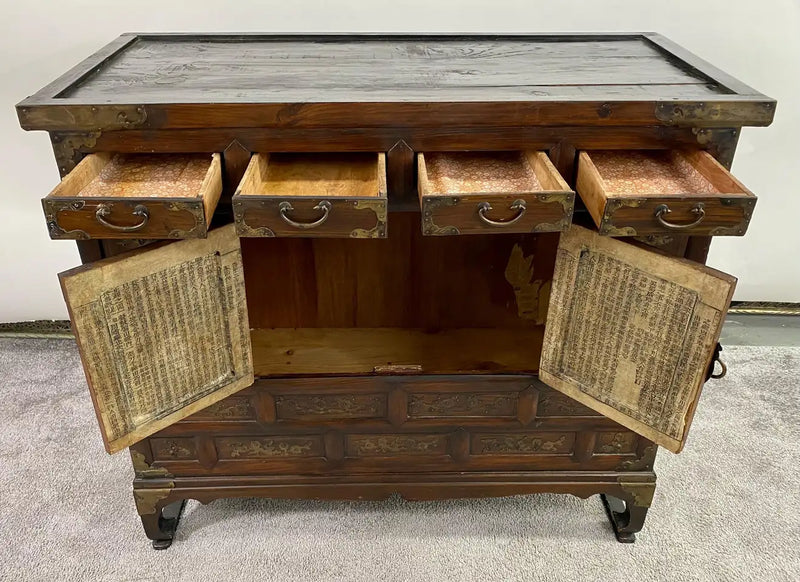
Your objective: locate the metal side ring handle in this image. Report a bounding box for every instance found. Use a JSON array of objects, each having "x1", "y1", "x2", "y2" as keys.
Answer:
[
  {"x1": 477, "y1": 199, "x2": 527, "y2": 227},
  {"x1": 95, "y1": 203, "x2": 150, "y2": 232},
  {"x1": 279, "y1": 200, "x2": 331, "y2": 229},
  {"x1": 654, "y1": 202, "x2": 706, "y2": 230},
  {"x1": 711, "y1": 359, "x2": 727, "y2": 379}
]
